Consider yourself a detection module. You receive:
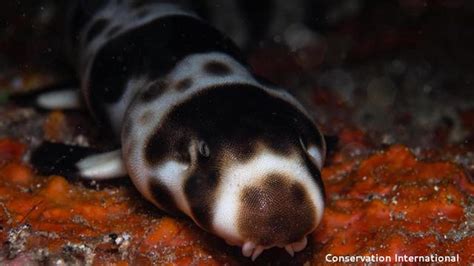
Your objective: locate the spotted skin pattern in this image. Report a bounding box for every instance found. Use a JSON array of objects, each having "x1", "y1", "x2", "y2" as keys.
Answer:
[{"x1": 72, "y1": 0, "x2": 326, "y2": 260}]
